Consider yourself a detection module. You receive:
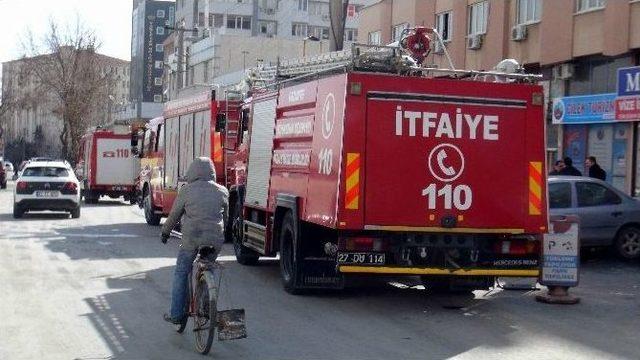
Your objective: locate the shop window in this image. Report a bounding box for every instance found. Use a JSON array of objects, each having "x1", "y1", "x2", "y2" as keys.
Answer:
[
  {"x1": 549, "y1": 182, "x2": 573, "y2": 209},
  {"x1": 576, "y1": 182, "x2": 621, "y2": 207}
]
